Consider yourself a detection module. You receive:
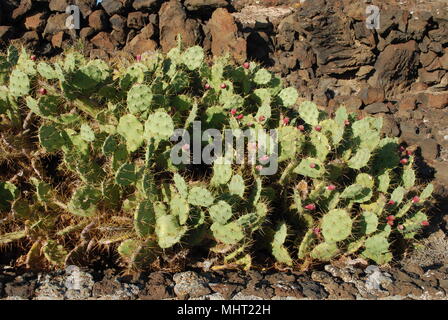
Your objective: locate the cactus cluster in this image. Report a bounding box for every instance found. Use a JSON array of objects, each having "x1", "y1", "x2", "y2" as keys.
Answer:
[{"x1": 0, "y1": 43, "x2": 435, "y2": 270}]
